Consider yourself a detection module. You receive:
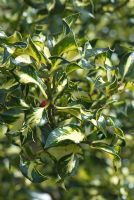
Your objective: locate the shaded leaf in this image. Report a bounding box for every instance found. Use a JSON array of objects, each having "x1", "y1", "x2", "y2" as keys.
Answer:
[
  {"x1": 47, "y1": 143, "x2": 82, "y2": 160},
  {"x1": 119, "y1": 52, "x2": 134, "y2": 80},
  {"x1": 0, "y1": 79, "x2": 18, "y2": 90},
  {"x1": 66, "y1": 63, "x2": 82, "y2": 74},
  {"x1": 56, "y1": 105, "x2": 82, "y2": 120},
  {"x1": 20, "y1": 159, "x2": 47, "y2": 183},
  {"x1": 97, "y1": 115, "x2": 107, "y2": 137},
  {"x1": 57, "y1": 154, "x2": 78, "y2": 178},
  {"x1": 91, "y1": 141, "x2": 121, "y2": 170}
]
